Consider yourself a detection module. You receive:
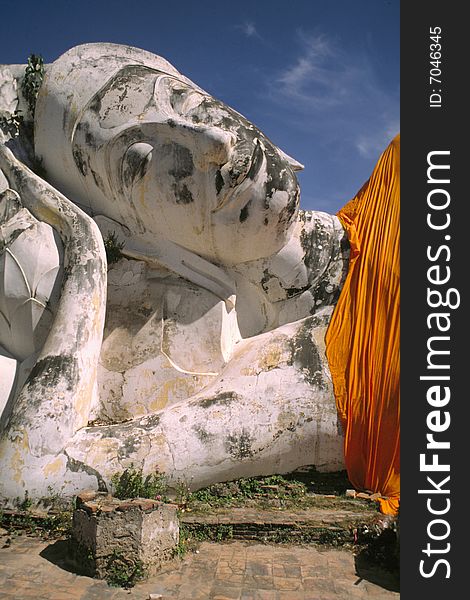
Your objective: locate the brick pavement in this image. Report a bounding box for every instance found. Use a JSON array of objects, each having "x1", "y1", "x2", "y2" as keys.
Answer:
[{"x1": 0, "y1": 533, "x2": 399, "y2": 599}]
